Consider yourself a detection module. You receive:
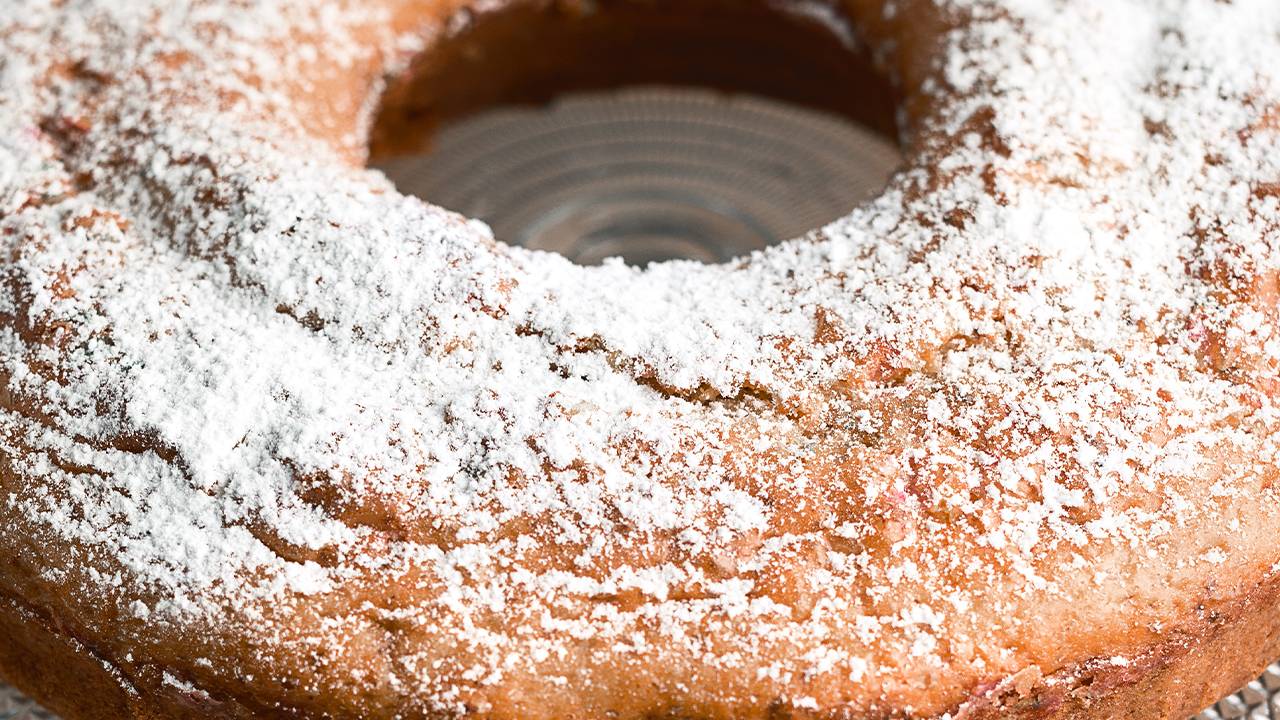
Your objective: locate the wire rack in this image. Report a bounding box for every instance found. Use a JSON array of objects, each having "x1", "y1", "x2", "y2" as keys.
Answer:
[{"x1": 373, "y1": 87, "x2": 902, "y2": 267}]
